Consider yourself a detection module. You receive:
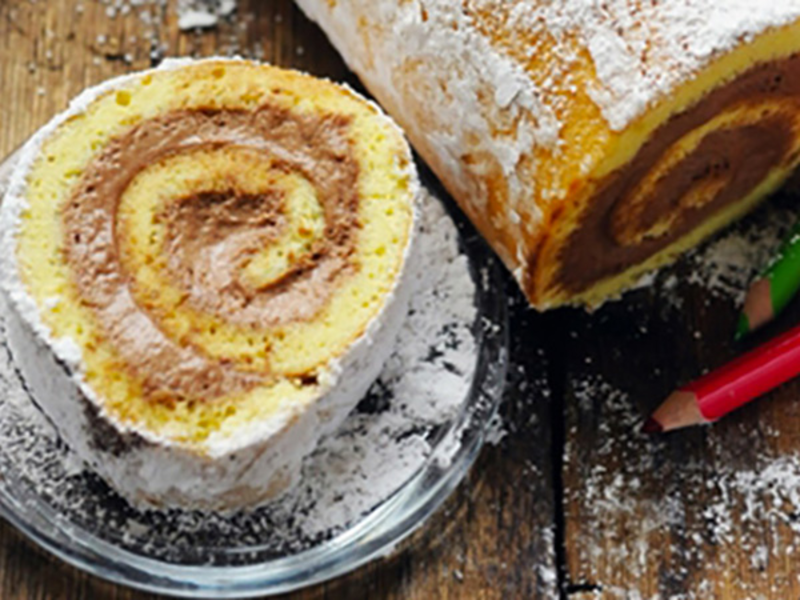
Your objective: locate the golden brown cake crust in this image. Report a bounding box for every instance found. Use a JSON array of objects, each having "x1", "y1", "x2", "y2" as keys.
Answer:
[{"x1": 297, "y1": 0, "x2": 800, "y2": 308}]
